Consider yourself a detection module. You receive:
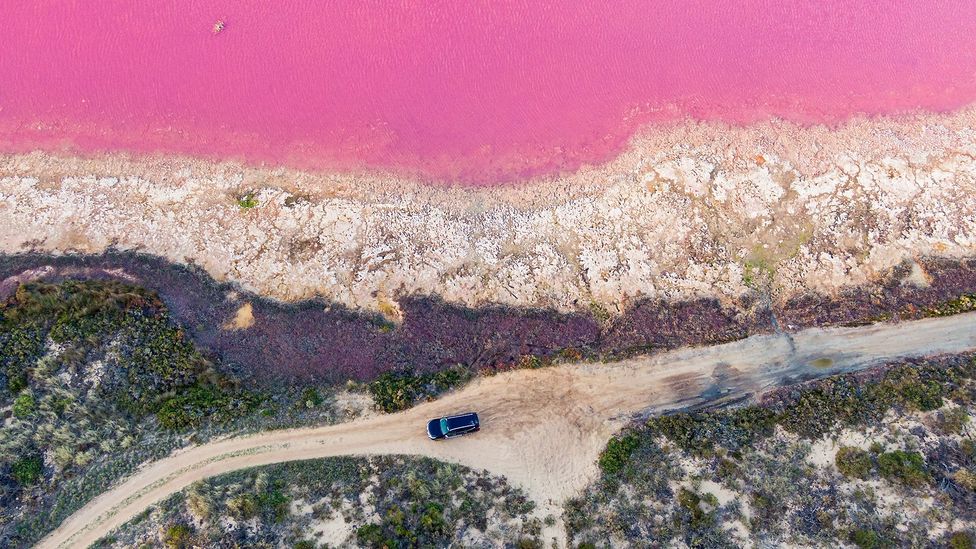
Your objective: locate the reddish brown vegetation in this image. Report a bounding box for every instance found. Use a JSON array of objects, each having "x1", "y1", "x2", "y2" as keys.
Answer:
[{"x1": 3, "y1": 252, "x2": 976, "y2": 386}]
